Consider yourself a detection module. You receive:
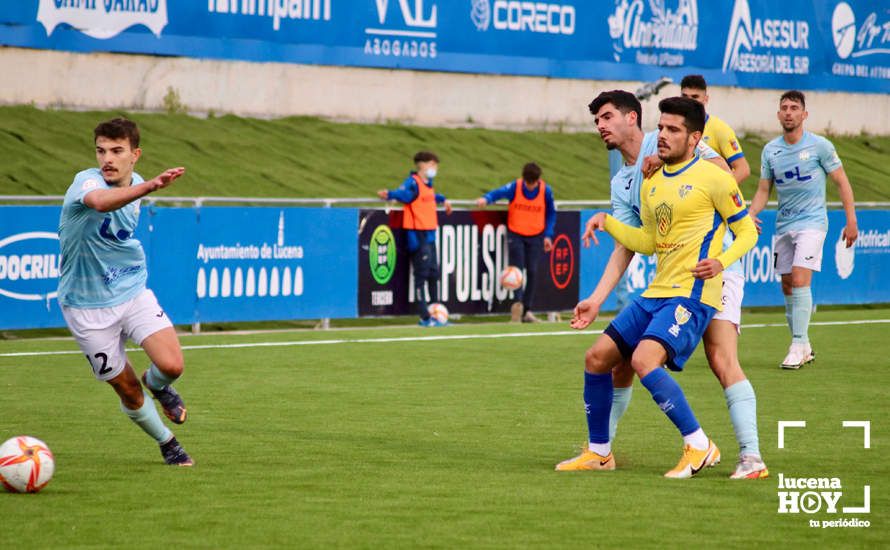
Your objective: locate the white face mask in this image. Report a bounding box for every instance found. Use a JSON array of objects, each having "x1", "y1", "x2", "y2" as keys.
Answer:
[{"x1": 424, "y1": 167, "x2": 437, "y2": 179}]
